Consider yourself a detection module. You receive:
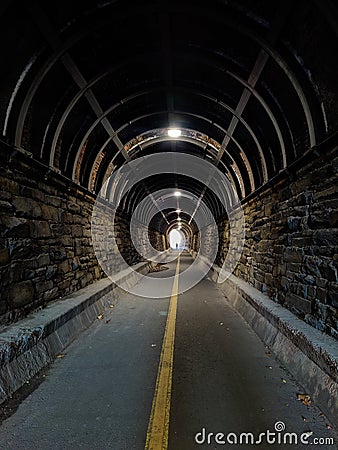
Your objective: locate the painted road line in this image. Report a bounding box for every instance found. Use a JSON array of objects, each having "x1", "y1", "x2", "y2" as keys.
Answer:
[{"x1": 145, "y1": 256, "x2": 181, "y2": 450}]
